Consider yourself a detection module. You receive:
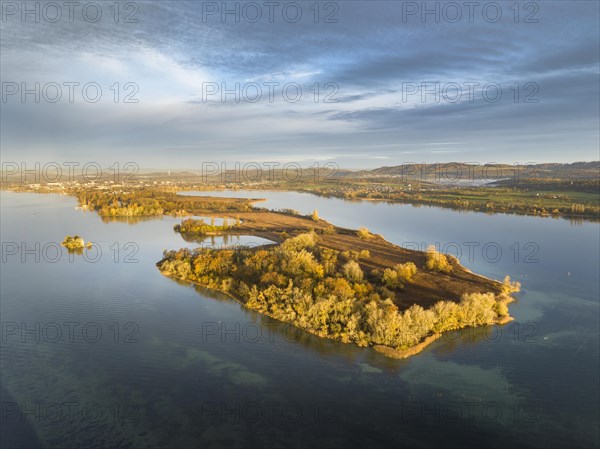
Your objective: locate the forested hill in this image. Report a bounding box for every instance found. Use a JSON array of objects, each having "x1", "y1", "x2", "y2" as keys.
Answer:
[{"x1": 347, "y1": 162, "x2": 600, "y2": 180}]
